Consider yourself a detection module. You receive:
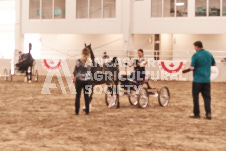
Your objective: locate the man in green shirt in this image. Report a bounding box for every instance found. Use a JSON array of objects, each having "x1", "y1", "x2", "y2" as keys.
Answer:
[{"x1": 184, "y1": 41, "x2": 216, "y2": 120}]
